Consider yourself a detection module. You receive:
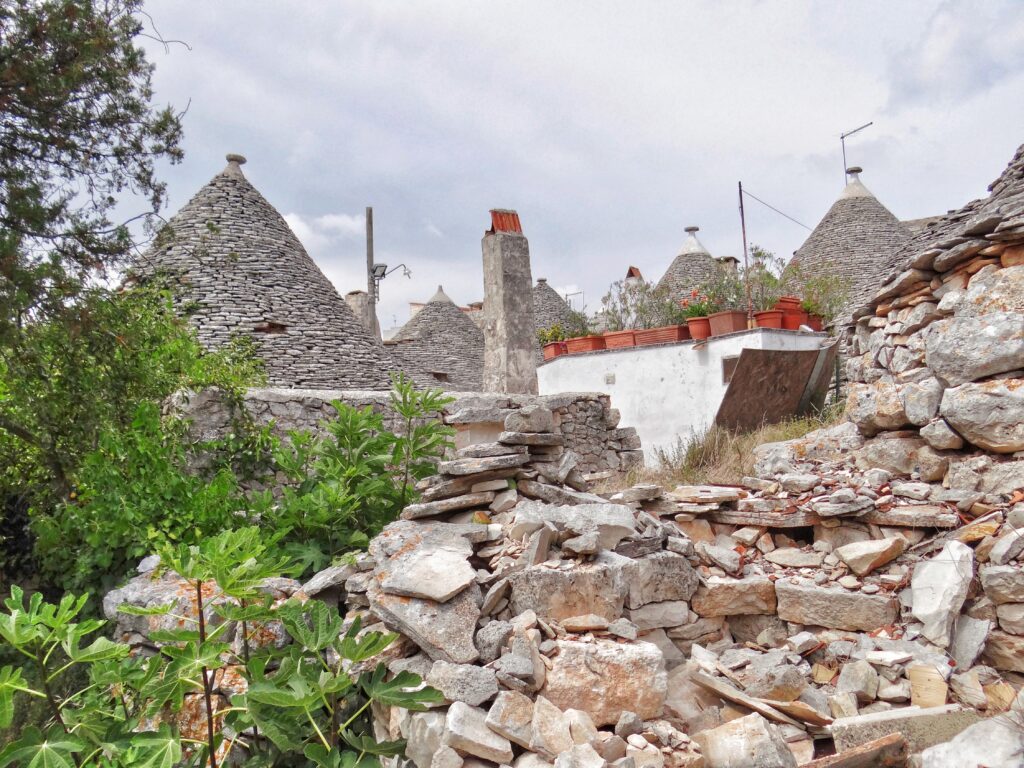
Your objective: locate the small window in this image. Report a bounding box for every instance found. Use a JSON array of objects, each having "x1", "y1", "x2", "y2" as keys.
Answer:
[
  {"x1": 254, "y1": 321, "x2": 288, "y2": 334},
  {"x1": 431, "y1": 372, "x2": 451, "y2": 383},
  {"x1": 722, "y1": 356, "x2": 740, "y2": 384}
]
